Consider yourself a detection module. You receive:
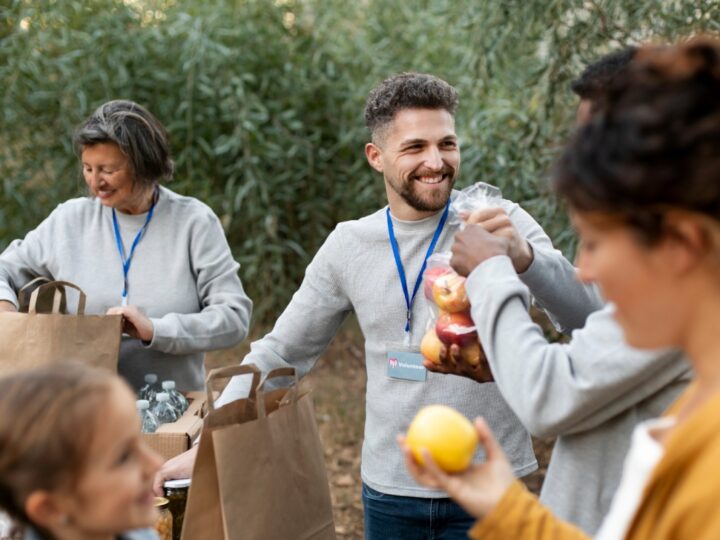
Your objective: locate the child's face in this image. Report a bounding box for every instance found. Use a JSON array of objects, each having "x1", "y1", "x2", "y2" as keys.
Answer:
[{"x1": 61, "y1": 381, "x2": 163, "y2": 534}]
